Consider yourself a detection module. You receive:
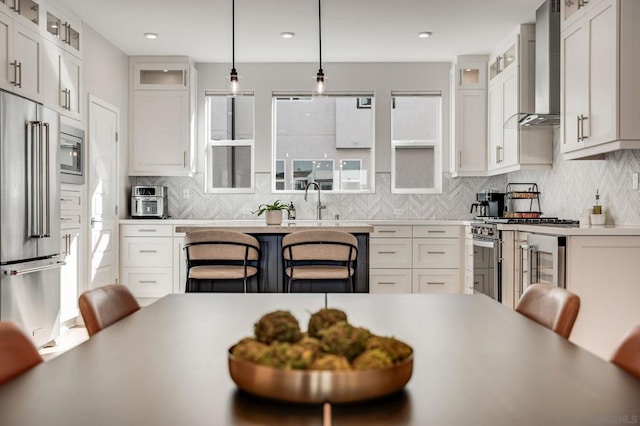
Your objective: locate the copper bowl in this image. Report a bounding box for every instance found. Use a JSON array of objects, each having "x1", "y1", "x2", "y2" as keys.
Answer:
[{"x1": 228, "y1": 349, "x2": 413, "y2": 404}]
